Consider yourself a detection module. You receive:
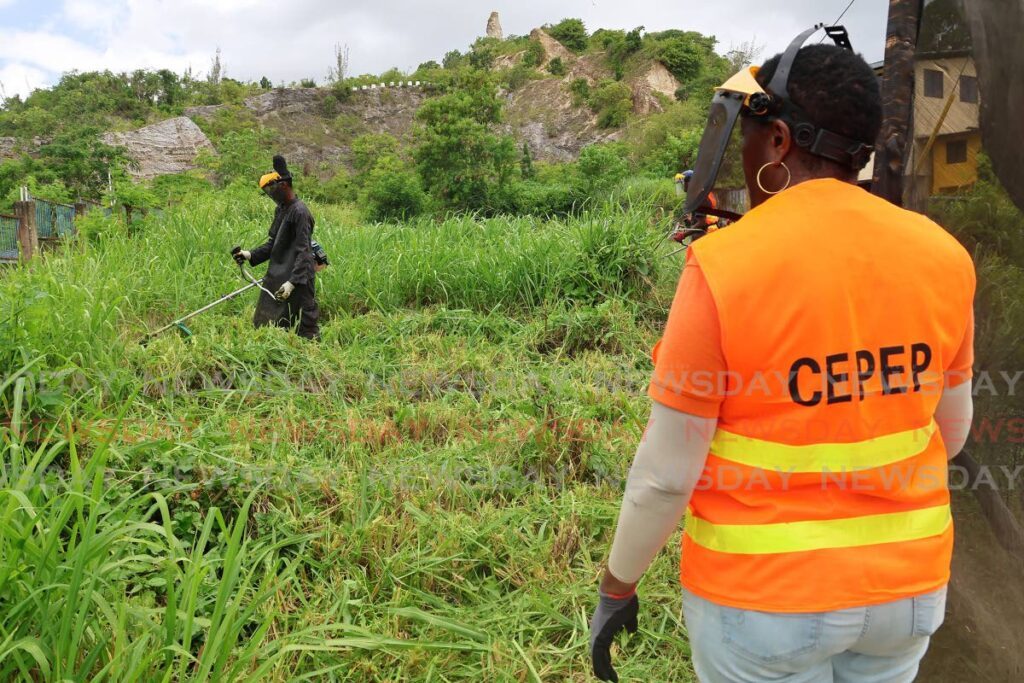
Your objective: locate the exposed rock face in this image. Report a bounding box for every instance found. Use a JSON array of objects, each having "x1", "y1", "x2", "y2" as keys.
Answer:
[
  {"x1": 0, "y1": 136, "x2": 44, "y2": 160},
  {"x1": 103, "y1": 117, "x2": 214, "y2": 179},
  {"x1": 504, "y1": 77, "x2": 621, "y2": 162},
  {"x1": 244, "y1": 87, "x2": 323, "y2": 117},
  {"x1": 486, "y1": 12, "x2": 503, "y2": 40},
  {"x1": 0, "y1": 137, "x2": 17, "y2": 160},
  {"x1": 632, "y1": 62, "x2": 682, "y2": 115},
  {"x1": 232, "y1": 87, "x2": 430, "y2": 176},
  {"x1": 182, "y1": 104, "x2": 227, "y2": 120},
  {"x1": 529, "y1": 28, "x2": 575, "y2": 68}
]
